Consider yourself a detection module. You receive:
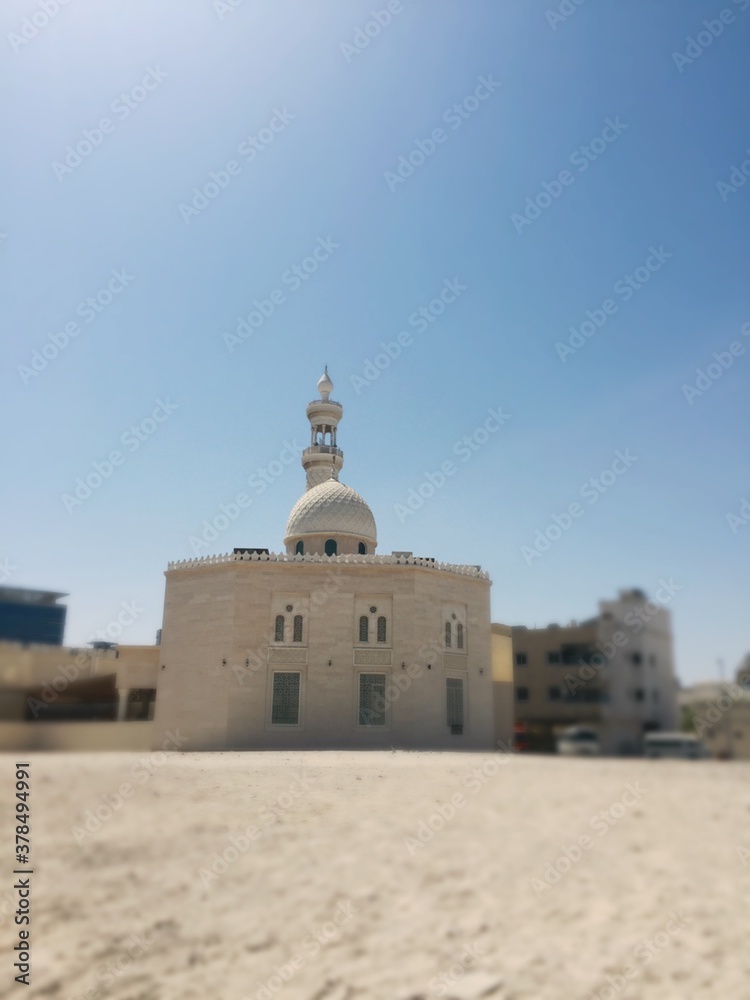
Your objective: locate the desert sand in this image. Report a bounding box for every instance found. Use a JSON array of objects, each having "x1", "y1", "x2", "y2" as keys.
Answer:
[{"x1": 2, "y1": 750, "x2": 749, "y2": 1000}]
